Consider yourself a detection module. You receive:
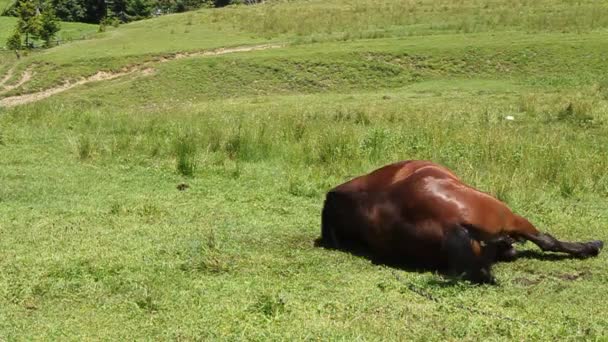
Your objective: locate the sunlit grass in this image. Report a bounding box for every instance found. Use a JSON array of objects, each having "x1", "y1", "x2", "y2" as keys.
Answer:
[{"x1": 1, "y1": 86, "x2": 607, "y2": 339}]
